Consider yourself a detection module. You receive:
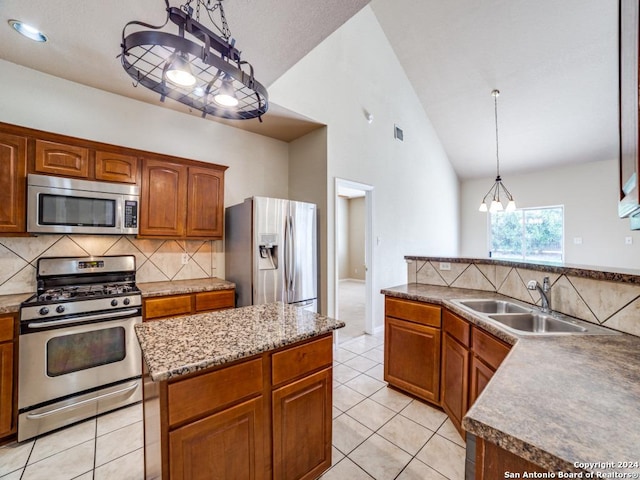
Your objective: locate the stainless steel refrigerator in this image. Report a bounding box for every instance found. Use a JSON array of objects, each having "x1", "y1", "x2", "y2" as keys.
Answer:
[{"x1": 225, "y1": 196, "x2": 318, "y2": 312}]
